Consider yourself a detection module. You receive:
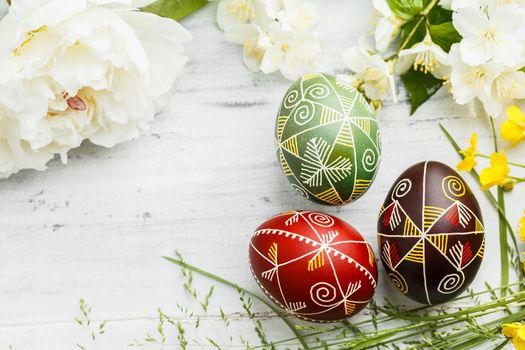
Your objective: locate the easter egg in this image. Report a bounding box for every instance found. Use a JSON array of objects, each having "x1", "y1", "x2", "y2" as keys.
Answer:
[
  {"x1": 249, "y1": 210, "x2": 378, "y2": 322},
  {"x1": 275, "y1": 73, "x2": 381, "y2": 205},
  {"x1": 377, "y1": 161, "x2": 485, "y2": 304}
]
